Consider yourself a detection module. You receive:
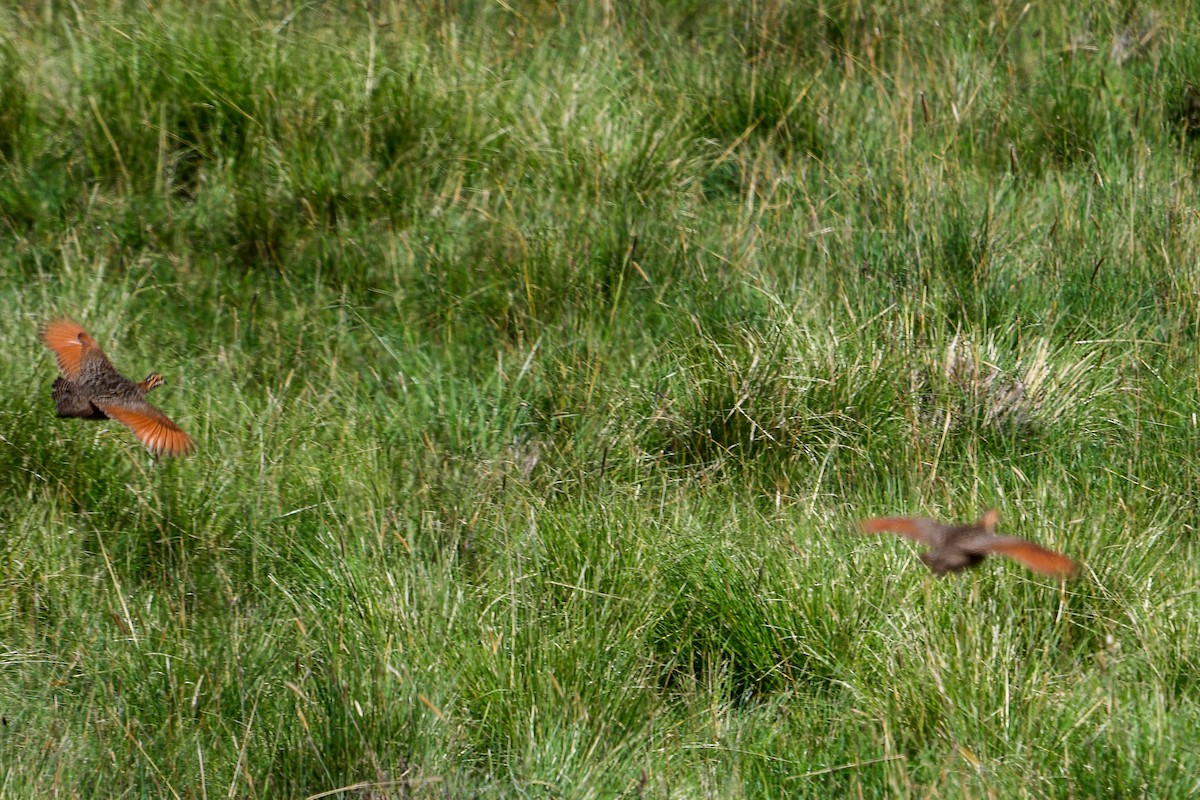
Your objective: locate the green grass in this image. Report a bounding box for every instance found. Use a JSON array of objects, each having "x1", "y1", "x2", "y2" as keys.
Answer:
[{"x1": 3, "y1": 0, "x2": 1200, "y2": 796}]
